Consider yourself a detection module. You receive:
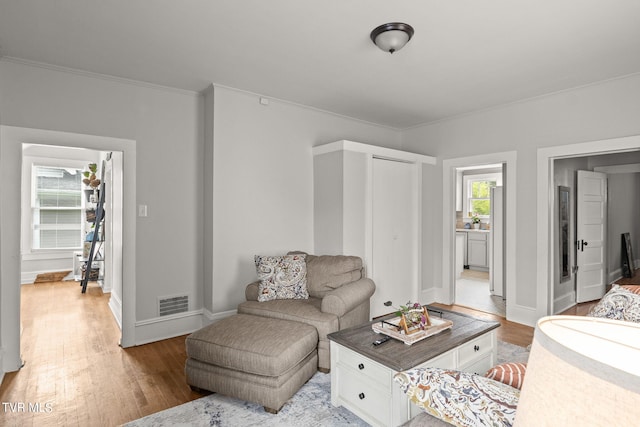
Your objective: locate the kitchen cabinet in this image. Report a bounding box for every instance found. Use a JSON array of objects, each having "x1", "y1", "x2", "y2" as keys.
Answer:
[
  {"x1": 313, "y1": 140, "x2": 436, "y2": 318},
  {"x1": 467, "y1": 231, "x2": 488, "y2": 270}
]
